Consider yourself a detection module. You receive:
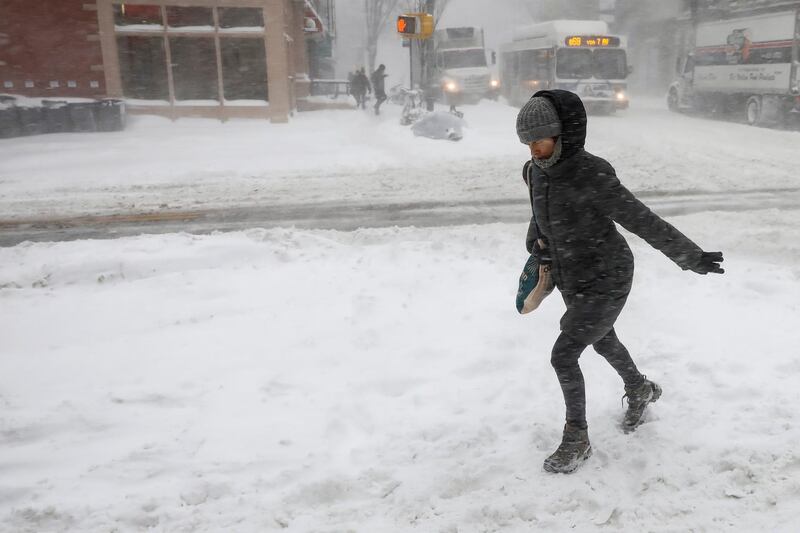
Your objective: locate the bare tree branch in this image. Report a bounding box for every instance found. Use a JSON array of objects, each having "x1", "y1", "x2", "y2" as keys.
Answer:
[
  {"x1": 433, "y1": 0, "x2": 451, "y2": 22},
  {"x1": 365, "y1": 0, "x2": 402, "y2": 73}
]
